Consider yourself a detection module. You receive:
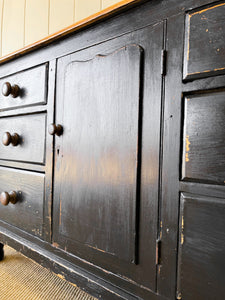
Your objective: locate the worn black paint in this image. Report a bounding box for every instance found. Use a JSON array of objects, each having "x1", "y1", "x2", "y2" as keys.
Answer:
[
  {"x1": 182, "y1": 91, "x2": 225, "y2": 184},
  {"x1": 184, "y1": 2, "x2": 225, "y2": 80},
  {"x1": 53, "y1": 23, "x2": 164, "y2": 293},
  {"x1": 0, "y1": 0, "x2": 224, "y2": 299},
  {"x1": 177, "y1": 193, "x2": 225, "y2": 299},
  {"x1": 0, "y1": 63, "x2": 48, "y2": 111}
]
